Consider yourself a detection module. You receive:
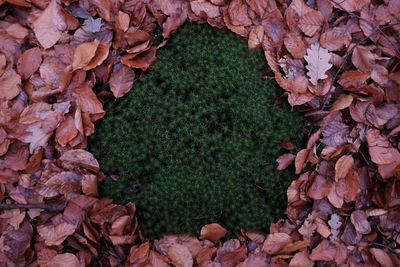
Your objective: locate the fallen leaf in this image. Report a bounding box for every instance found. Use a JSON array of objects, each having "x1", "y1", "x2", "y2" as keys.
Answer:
[
  {"x1": 262, "y1": 232, "x2": 292, "y2": 255},
  {"x1": 200, "y1": 223, "x2": 227, "y2": 244},
  {"x1": 59, "y1": 149, "x2": 100, "y2": 171},
  {"x1": 352, "y1": 45, "x2": 375, "y2": 73},
  {"x1": 248, "y1": 25, "x2": 264, "y2": 50},
  {"x1": 369, "y1": 248, "x2": 394, "y2": 267},
  {"x1": 309, "y1": 239, "x2": 336, "y2": 261},
  {"x1": 121, "y1": 47, "x2": 157, "y2": 69},
  {"x1": 48, "y1": 253, "x2": 81, "y2": 267},
  {"x1": 190, "y1": 0, "x2": 221, "y2": 18},
  {"x1": 320, "y1": 27, "x2": 351, "y2": 51},
  {"x1": 334, "y1": 155, "x2": 354, "y2": 181},
  {"x1": 338, "y1": 70, "x2": 369, "y2": 88},
  {"x1": 168, "y1": 243, "x2": 193, "y2": 267},
  {"x1": 284, "y1": 33, "x2": 306, "y2": 59},
  {"x1": 307, "y1": 174, "x2": 332, "y2": 200},
  {"x1": 33, "y1": 0, "x2": 67, "y2": 49},
  {"x1": 299, "y1": 10, "x2": 325, "y2": 37},
  {"x1": 330, "y1": 94, "x2": 353, "y2": 112},
  {"x1": 277, "y1": 153, "x2": 296, "y2": 170},
  {"x1": 289, "y1": 250, "x2": 314, "y2": 267},
  {"x1": 37, "y1": 221, "x2": 76, "y2": 246},
  {"x1": 350, "y1": 210, "x2": 371, "y2": 234},
  {"x1": 109, "y1": 64, "x2": 135, "y2": 98},
  {"x1": 228, "y1": 0, "x2": 252, "y2": 26},
  {"x1": 17, "y1": 47, "x2": 42, "y2": 79},
  {"x1": 366, "y1": 128, "x2": 400, "y2": 165},
  {"x1": 304, "y1": 43, "x2": 332, "y2": 85},
  {"x1": 0, "y1": 73, "x2": 21, "y2": 100}
]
